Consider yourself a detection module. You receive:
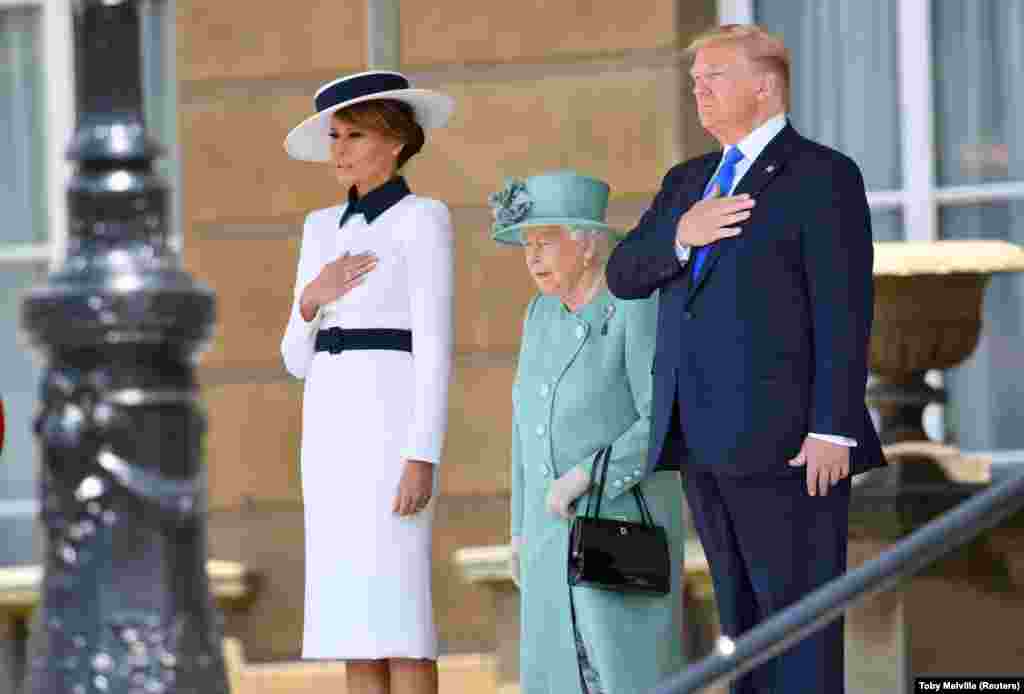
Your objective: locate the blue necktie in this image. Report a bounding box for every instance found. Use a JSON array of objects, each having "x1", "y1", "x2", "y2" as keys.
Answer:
[{"x1": 691, "y1": 146, "x2": 745, "y2": 279}]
